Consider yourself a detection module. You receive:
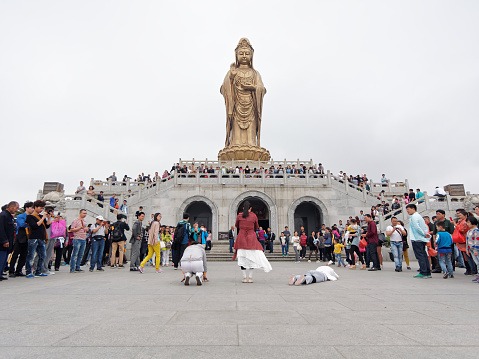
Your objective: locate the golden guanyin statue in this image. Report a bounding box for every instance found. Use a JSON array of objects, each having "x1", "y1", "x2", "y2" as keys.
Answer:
[{"x1": 218, "y1": 38, "x2": 271, "y2": 162}]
